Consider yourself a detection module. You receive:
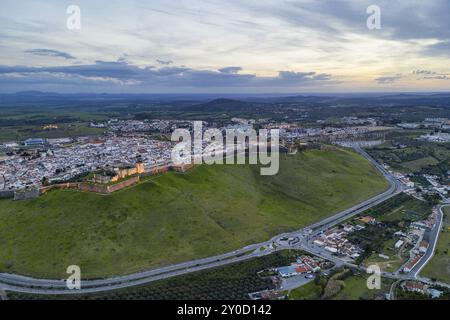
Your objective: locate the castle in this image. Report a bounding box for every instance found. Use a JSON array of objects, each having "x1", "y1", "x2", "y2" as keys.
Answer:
[
  {"x1": 91, "y1": 163, "x2": 145, "y2": 184},
  {"x1": 12, "y1": 161, "x2": 195, "y2": 199}
]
